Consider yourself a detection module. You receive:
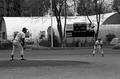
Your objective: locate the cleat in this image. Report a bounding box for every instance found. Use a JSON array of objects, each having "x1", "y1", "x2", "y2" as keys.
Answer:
[
  {"x1": 20, "y1": 55, "x2": 24, "y2": 60},
  {"x1": 93, "y1": 54, "x2": 95, "y2": 56},
  {"x1": 102, "y1": 54, "x2": 104, "y2": 57},
  {"x1": 21, "y1": 58, "x2": 26, "y2": 60},
  {"x1": 10, "y1": 58, "x2": 14, "y2": 61},
  {"x1": 10, "y1": 55, "x2": 14, "y2": 61},
  {"x1": 20, "y1": 55, "x2": 26, "y2": 60}
]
